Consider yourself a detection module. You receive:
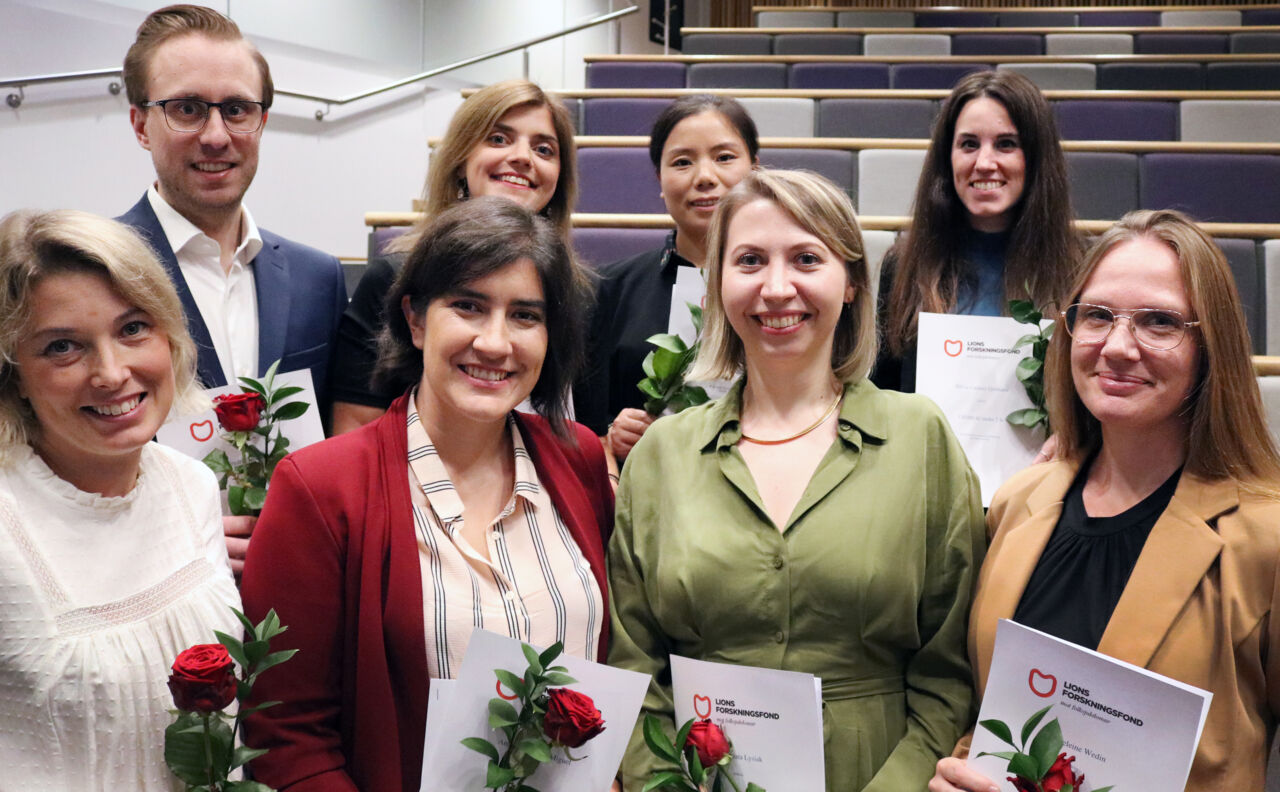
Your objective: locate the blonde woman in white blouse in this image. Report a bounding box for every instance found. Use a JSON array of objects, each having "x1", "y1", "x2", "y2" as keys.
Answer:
[{"x1": 0, "y1": 210, "x2": 240, "y2": 790}]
